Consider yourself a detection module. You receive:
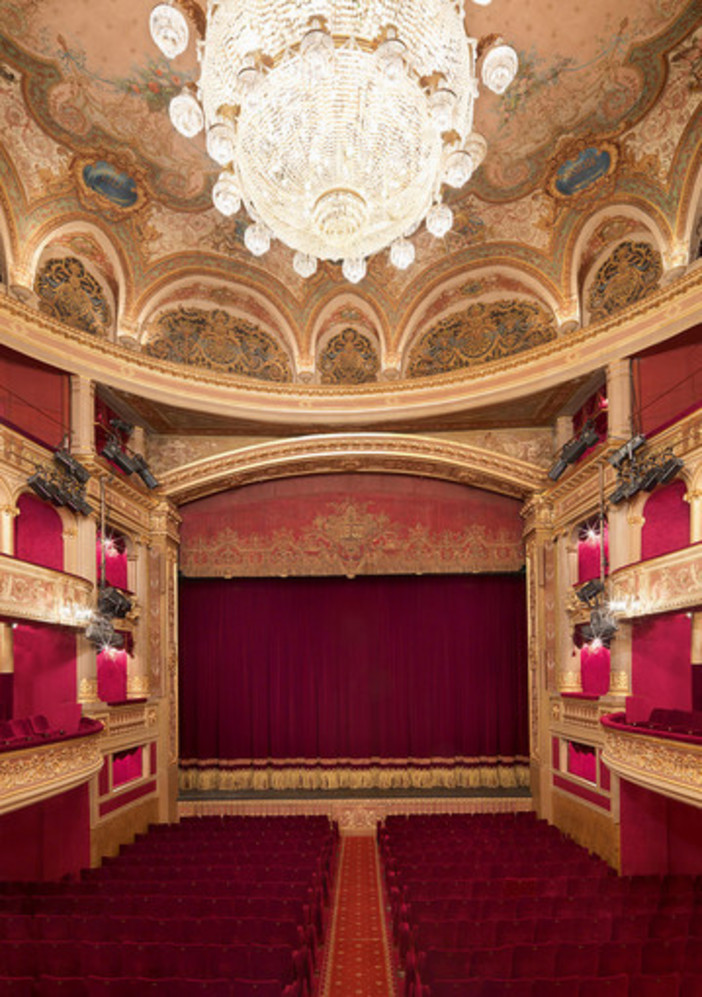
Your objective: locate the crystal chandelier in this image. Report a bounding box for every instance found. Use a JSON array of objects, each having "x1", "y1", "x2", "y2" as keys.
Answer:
[{"x1": 150, "y1": 1, "x2": 517, "y2": 282}]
